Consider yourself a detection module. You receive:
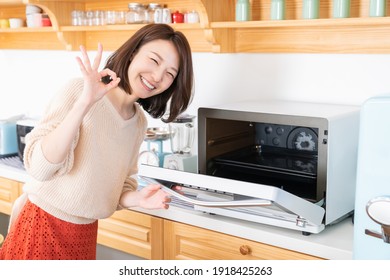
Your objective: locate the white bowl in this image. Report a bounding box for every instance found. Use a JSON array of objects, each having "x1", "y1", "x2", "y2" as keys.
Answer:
[
  {"x1": 9, "y1": 18, "x2": 24, "y2": 28},
  {"x1": 26, "y1": 4, "x2": 42, "y2": 15}
]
